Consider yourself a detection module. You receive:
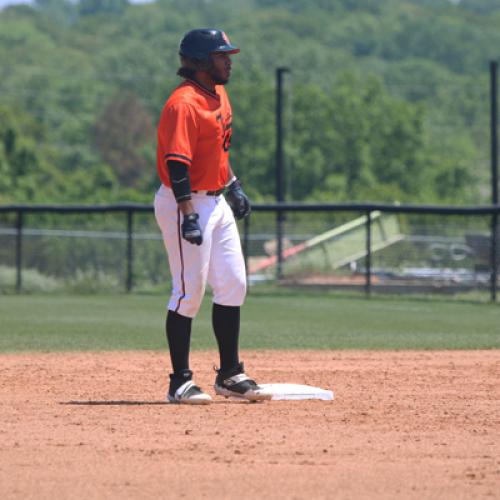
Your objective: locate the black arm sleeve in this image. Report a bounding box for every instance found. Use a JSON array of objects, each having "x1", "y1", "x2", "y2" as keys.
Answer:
[{"x1": 167, "y1": 160, "x2": 191, "y2": 202}]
